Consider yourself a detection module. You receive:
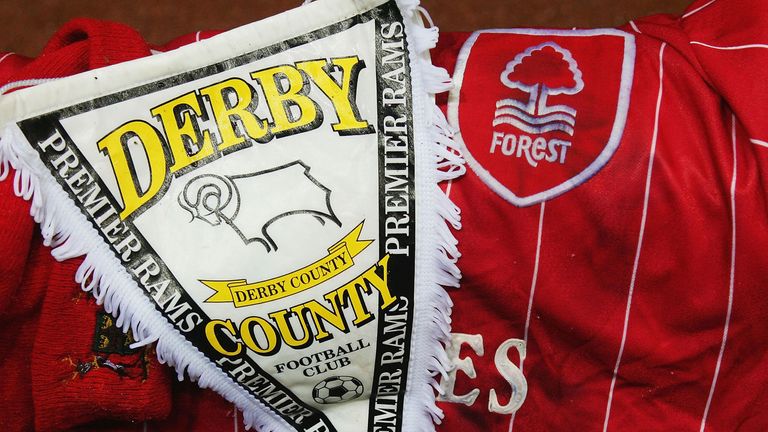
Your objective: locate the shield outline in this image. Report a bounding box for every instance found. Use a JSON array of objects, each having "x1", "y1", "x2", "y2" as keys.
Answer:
[{"x1": 448, "y1": 28, "x2": 636, "y2": 207}]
